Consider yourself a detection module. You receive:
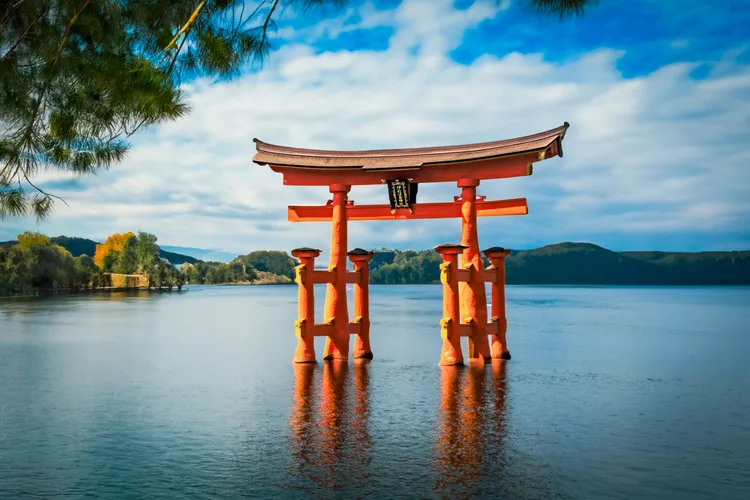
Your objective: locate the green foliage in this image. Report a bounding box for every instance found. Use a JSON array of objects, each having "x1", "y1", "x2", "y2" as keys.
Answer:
[
  {"x1": 101, "y1": 250, "x2": 120, "y2": 272},
  {"x1": 135, "y1": 231, "x2": 159, "y2": 274},
  {"x1": 370, "y1": 249, "x2": 442, "y2": 284},
  {"x1": 369, "y1": 243, "x2": 750, "y2": 285},
  {"x1": 112, "y1": 234, "x2": 138, "y2": 274},
  {"x1": 152, "y1": 258, "x2": 186, "y2": 290},
  {"x1": 241, "y1": 250, "x2": 296, "y2": 278},
  {"x1": 0, "y1": 230, "x2": 187, "y2": 295},
  {"x1": 526, "y1": 0, "x2": 593, "y2": 17},
  {"x1": 0, "y1": 231, "x2": 95, "y2": 295},
  {"x1": 183, "y1": 256, "x2": 259, "y2": 285},
  {"x1": 0, "y1": 0, "x2": 348, "y2": 219}
]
